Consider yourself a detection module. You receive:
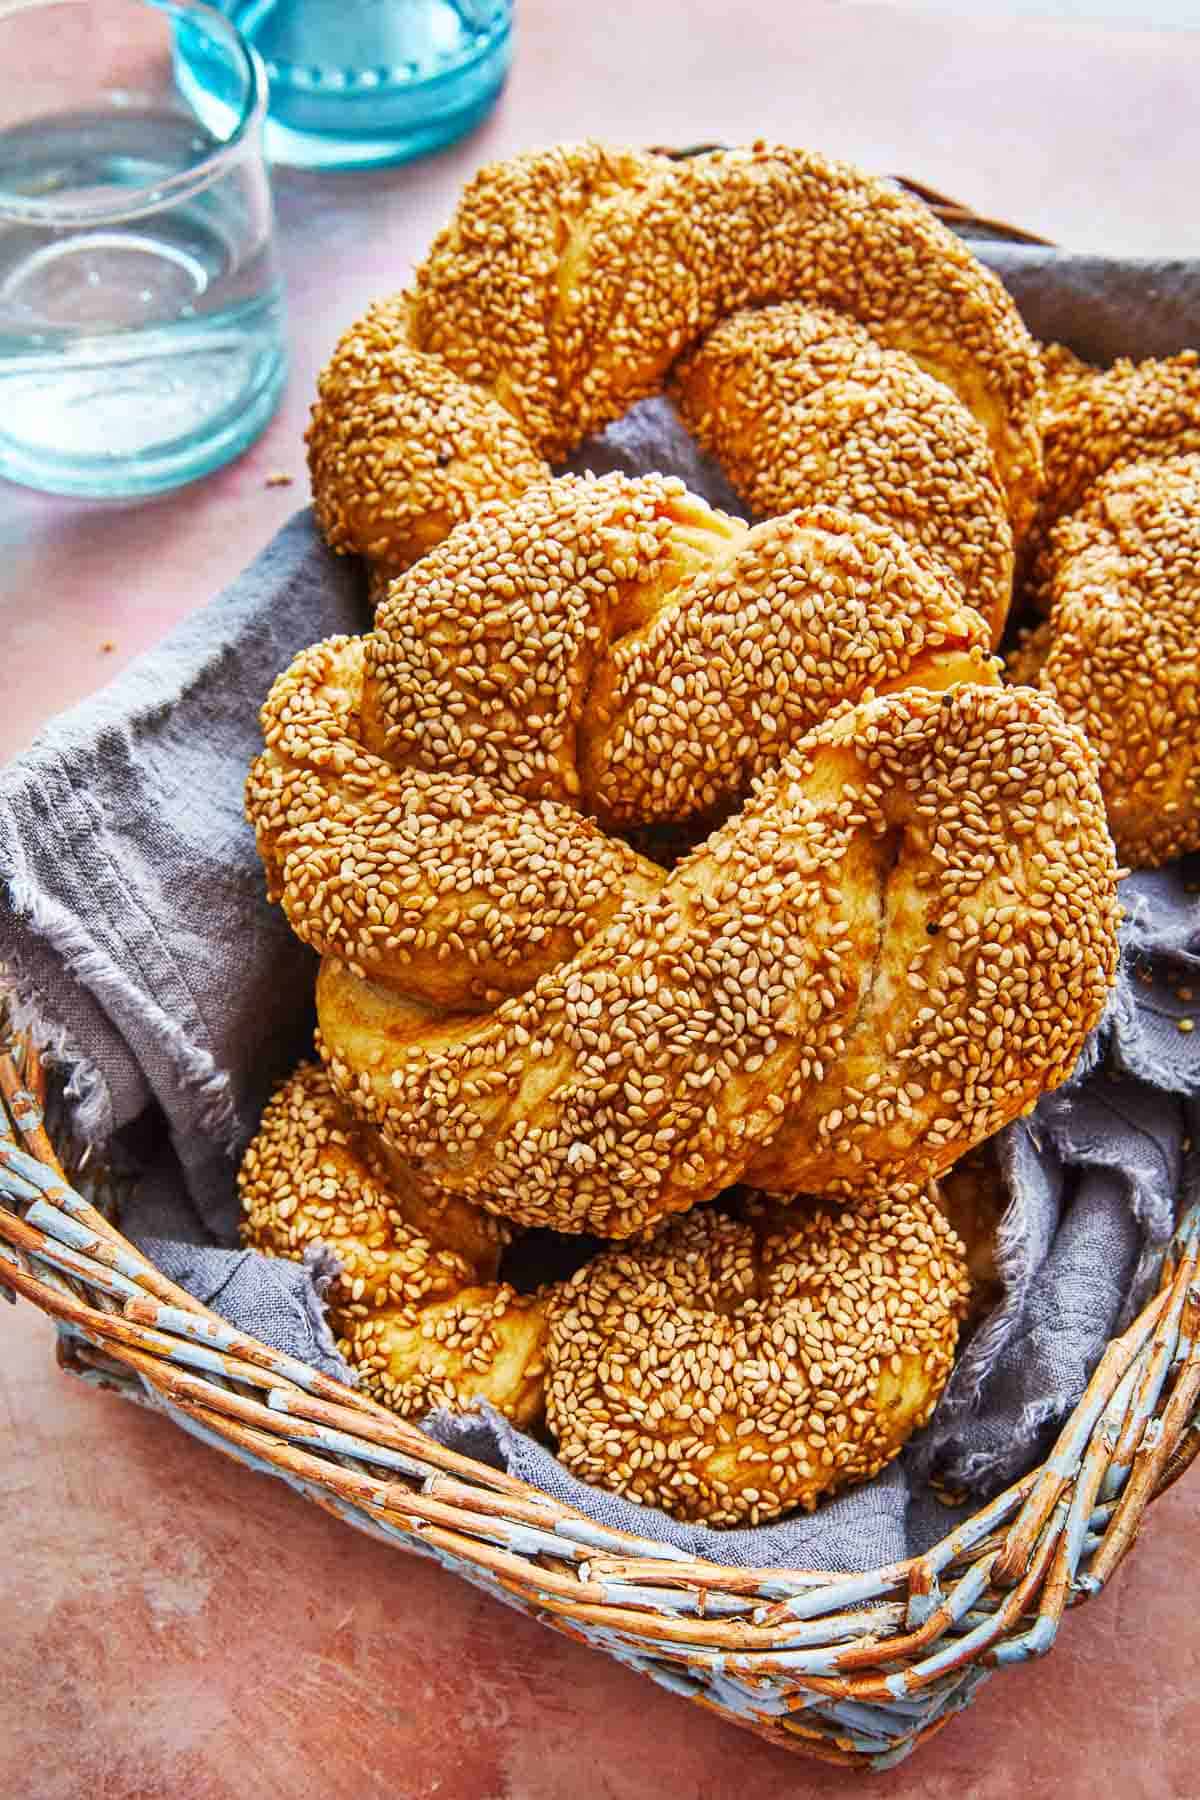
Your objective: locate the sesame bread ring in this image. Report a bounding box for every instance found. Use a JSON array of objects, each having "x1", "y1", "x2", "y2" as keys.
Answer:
[
  {"x1": 670, "y1": 301, "x2": 1014, "y2": 645},
  {"x1": 310, "y1": 678, "x2": 1118, "y2": 1239},
  {"x1": 239, "y1": 1062, "x2": 547, "y2": 1426},
  {"x1": 1008, "y1": 453, "x2": 1200, "y2": 867},
  {"x1": 544, "y1": 1190, "x2": 970, "y2": 1526},
  {"x1": 1026, "y1": 345, "x2": 1200, "y2": 604},
  {"x1": 307, "y1": 141, "x2": 1044, "y2": 587}
]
